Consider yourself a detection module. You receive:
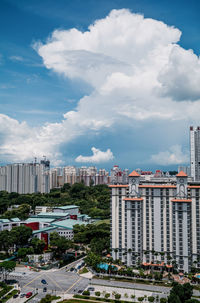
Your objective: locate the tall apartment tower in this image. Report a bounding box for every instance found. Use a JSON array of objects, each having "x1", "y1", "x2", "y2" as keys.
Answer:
[
  {"x1": 0, "y1": 161, "x2": 50, "y2": 194},
  {"x1": 190, "y1": 126, "x2": 200, "y2": 181},
  {"x1": 110, "y1": 170, "x2": 200, "y2": 273}
]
